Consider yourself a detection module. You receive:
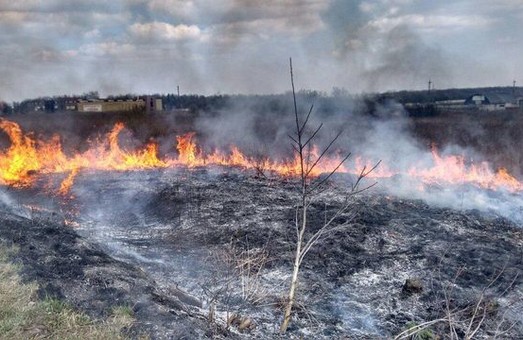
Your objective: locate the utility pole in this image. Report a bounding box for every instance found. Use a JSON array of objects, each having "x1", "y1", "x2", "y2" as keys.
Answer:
[
  {"x1": 428, "y1": 79, "x2": 432, "y2": 103},
  {"x1": 513, "y1": 80, "x2": 516, "y2": 96},
  {"x1": 176, "y1": 85, "x2": 181, "y2": 109}
]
